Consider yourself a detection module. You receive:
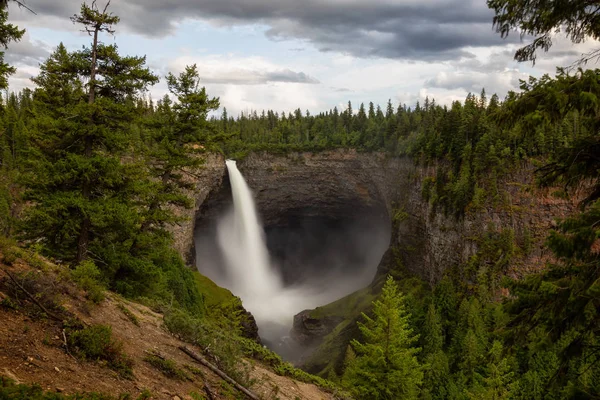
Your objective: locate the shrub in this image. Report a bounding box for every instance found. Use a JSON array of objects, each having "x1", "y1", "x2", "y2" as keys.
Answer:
[
  {"x1": 71, "y1": 261, "x2": 105, "y2": 304},
  {"x1": 68, "y1": 324, "x2": 133, "y2": 379}
]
